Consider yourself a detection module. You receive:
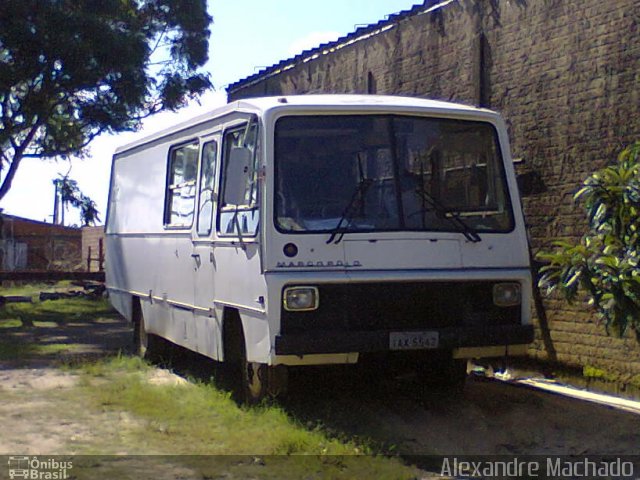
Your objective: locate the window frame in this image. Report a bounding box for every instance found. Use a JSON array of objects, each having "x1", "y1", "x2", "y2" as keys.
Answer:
[
  {"x1": 272, "y1": 114, "x2": 515, "y2": 235},
  {"x1": 195, "y1": 138, "x2": 219, "y2": 237},
  {"x1": 163, "y1": 139, "x2": 200, "y2": 229},
  {"x1": 217, "y1": 119, "x2": 261, "y2": 238}
]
